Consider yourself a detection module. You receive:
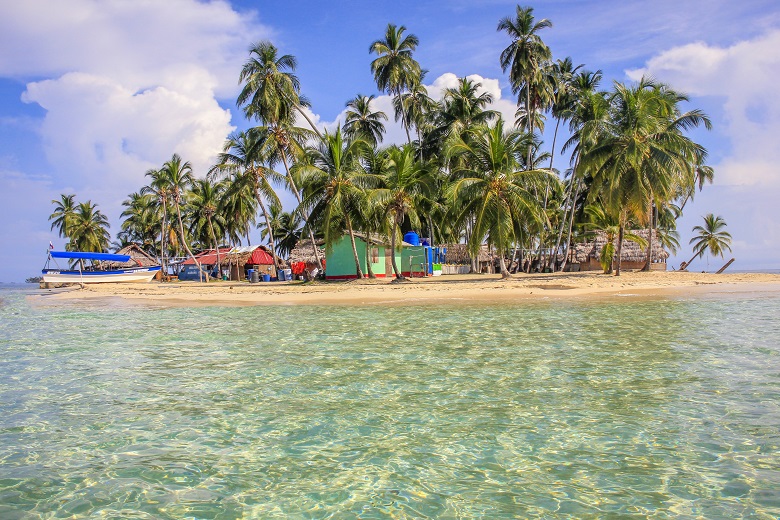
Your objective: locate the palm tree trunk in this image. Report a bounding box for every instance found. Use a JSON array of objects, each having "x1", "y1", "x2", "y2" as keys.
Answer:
[
  {"x1": 499, "y1": 251, "x2": 511, "y2": 279},
  {"x1": 559, "y1": 173, "x2": 582, "y2": 272},
  {"x1": 160, "y1": 197, "x2": 168, "y2": 278},
  {"x1": 642, "y1": 201, "x2": 653, "y2": 272},
  {"x1": 397, "y1": 88, "x2": 412, "y2": 145},
  {"x1": 365, "y1": 231, "x2": 376, "y2": 279},
  {"x1": 549, "y1": 169, "x2": 575, "y2": 270},
  {"x1": 345, "y1": 217, "x2": 363, "y2": 279},
  {"x1": 615, "y1": 216, "x2": 625, "y2": 277},
  {"x1": 390, "y1": 218, "x2": 403, "y2": 280},
  {"x1": 294, "y1": 103, "x2": 323, "y2": 139},
  {"x1": 256, "y1": 194, "x2": 279, "y2": 271},
  {"x1": 279, "y1": 148, "x2": 323, "y2": 271},
  {"x1": 175, "y1": 200, "x2": 205, "y2": 282},
  {"x1": 526, "y1": 88, "x2": 533, "y2": 168},
  {"x1": 208, "y1": 217, "x2": 221, "y2": 275}
]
